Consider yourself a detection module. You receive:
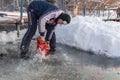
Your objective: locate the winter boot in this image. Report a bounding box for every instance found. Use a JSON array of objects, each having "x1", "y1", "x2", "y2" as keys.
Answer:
[
  {"x1": 20, "y1": 51, "x2": 29, "y2": 59},
  {"x1": 49, "y1": 48, "x2": 56, "y2": 55}
]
